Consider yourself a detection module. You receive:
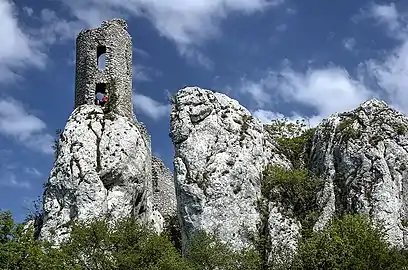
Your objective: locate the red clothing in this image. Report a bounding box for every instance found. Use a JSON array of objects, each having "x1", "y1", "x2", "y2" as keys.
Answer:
[{"x1": 101, "y1": 96, "x2": 108, "y2": 103}]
